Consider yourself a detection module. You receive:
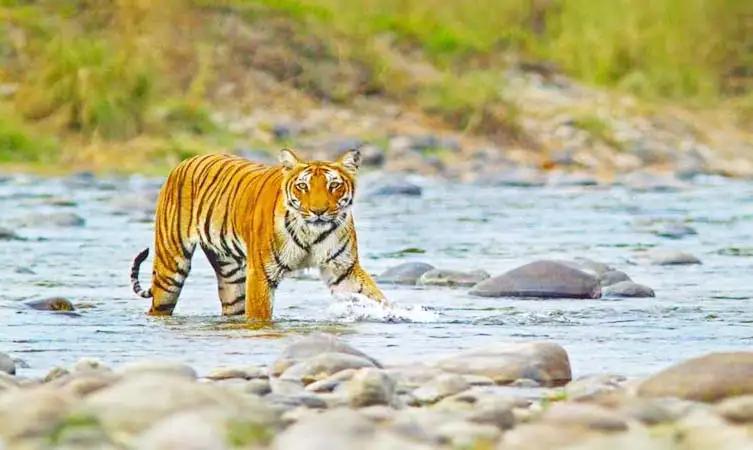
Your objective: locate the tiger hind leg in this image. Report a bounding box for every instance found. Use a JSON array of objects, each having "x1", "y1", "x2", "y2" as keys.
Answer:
[
  {"x1": 202, "y1": 245, "x2": 247, "y2": 316},
  {"x1": 148, "y1": 243, "x2": 196, "y2": 316}
]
